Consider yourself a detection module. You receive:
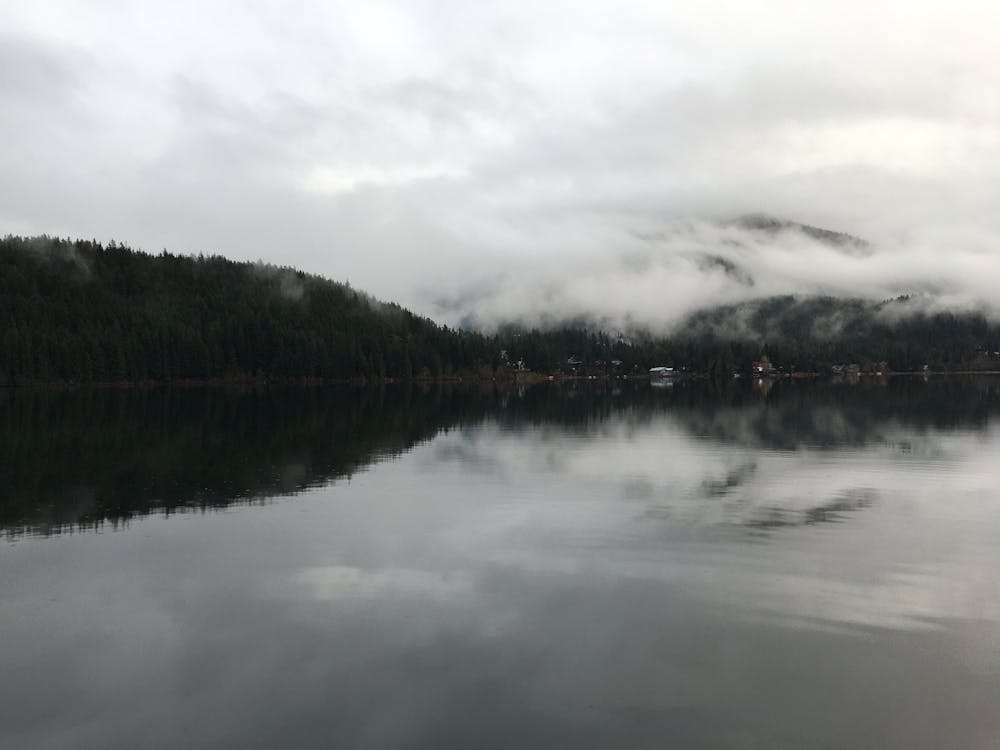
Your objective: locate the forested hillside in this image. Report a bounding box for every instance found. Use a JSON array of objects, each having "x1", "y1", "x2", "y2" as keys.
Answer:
[
  {"x1": 2, "y1": 235, "x2": 999, "y2": 384},
  {"x1": 0, "y1": 236, "x2": 495, "y2": 383},
  {"x1": 678, "y1": 295, "x2": 1000, "y2": 373}
]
